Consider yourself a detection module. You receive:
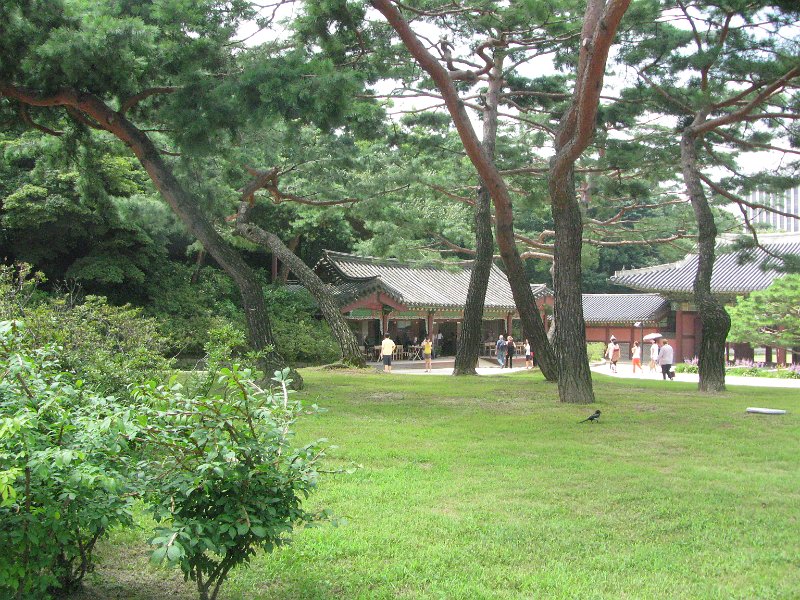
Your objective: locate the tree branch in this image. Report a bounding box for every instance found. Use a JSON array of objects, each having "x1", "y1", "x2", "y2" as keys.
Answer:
[{"x1": 120, "y1": 87, "x2": 179, "y2": 114}]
